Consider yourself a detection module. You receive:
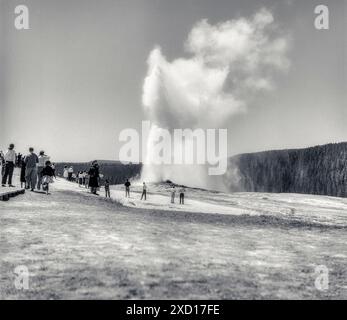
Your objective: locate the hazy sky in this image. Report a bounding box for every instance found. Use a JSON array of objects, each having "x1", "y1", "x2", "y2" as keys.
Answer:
[{"x1": 0, "y1": 0, "x2": 346, "y2": 161}]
